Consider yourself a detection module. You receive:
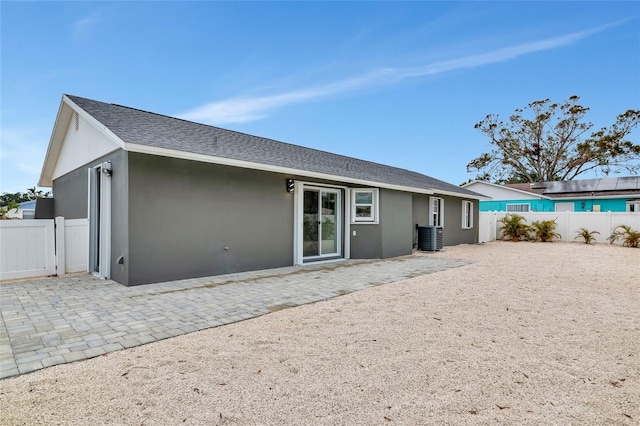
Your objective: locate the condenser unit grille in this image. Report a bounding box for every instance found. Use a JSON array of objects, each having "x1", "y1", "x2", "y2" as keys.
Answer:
[{"x1": 418, "y1": 226, "x2": 443, "y2": 251}]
